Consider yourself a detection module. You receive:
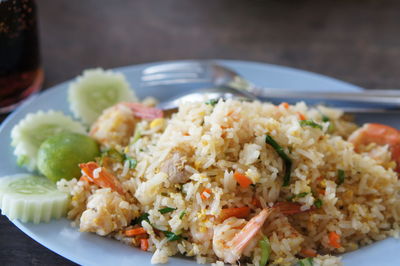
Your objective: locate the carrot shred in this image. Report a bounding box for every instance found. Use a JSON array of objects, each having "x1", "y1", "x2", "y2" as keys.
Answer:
[
  {"x1": 280, "y1": 102, "x2": 289, "y2": 109},
  {"x1": 273, "y1": 201, "x2": 314, "y2": 215},
  {"x1": 297, "y1": 112, "x2": 306, "y2": 121},
  {"x1": 140, "y1": 238, "x2": 149, "y2": 251},
  {"x1": 328, "y1": 232, "x2": 341, "y2": 248},
  {"x1": 125, "y1": 227, "x2": 147, "y2": 236},
  {"x1": 201, "y1": 188, "x2": 212, "y2": 200},
  {"x1": 300, "y1": 248, "x2": 317, "y2": 257},
  {"x1": 219, "y1": 207, "x2": 250, "y2": 221},
  {"x1": 79, "y1": 162, "x2": 124, "y2": 194},
  {"x1": 234, "y1": 171, "x2": 252, "y2": 188}
]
